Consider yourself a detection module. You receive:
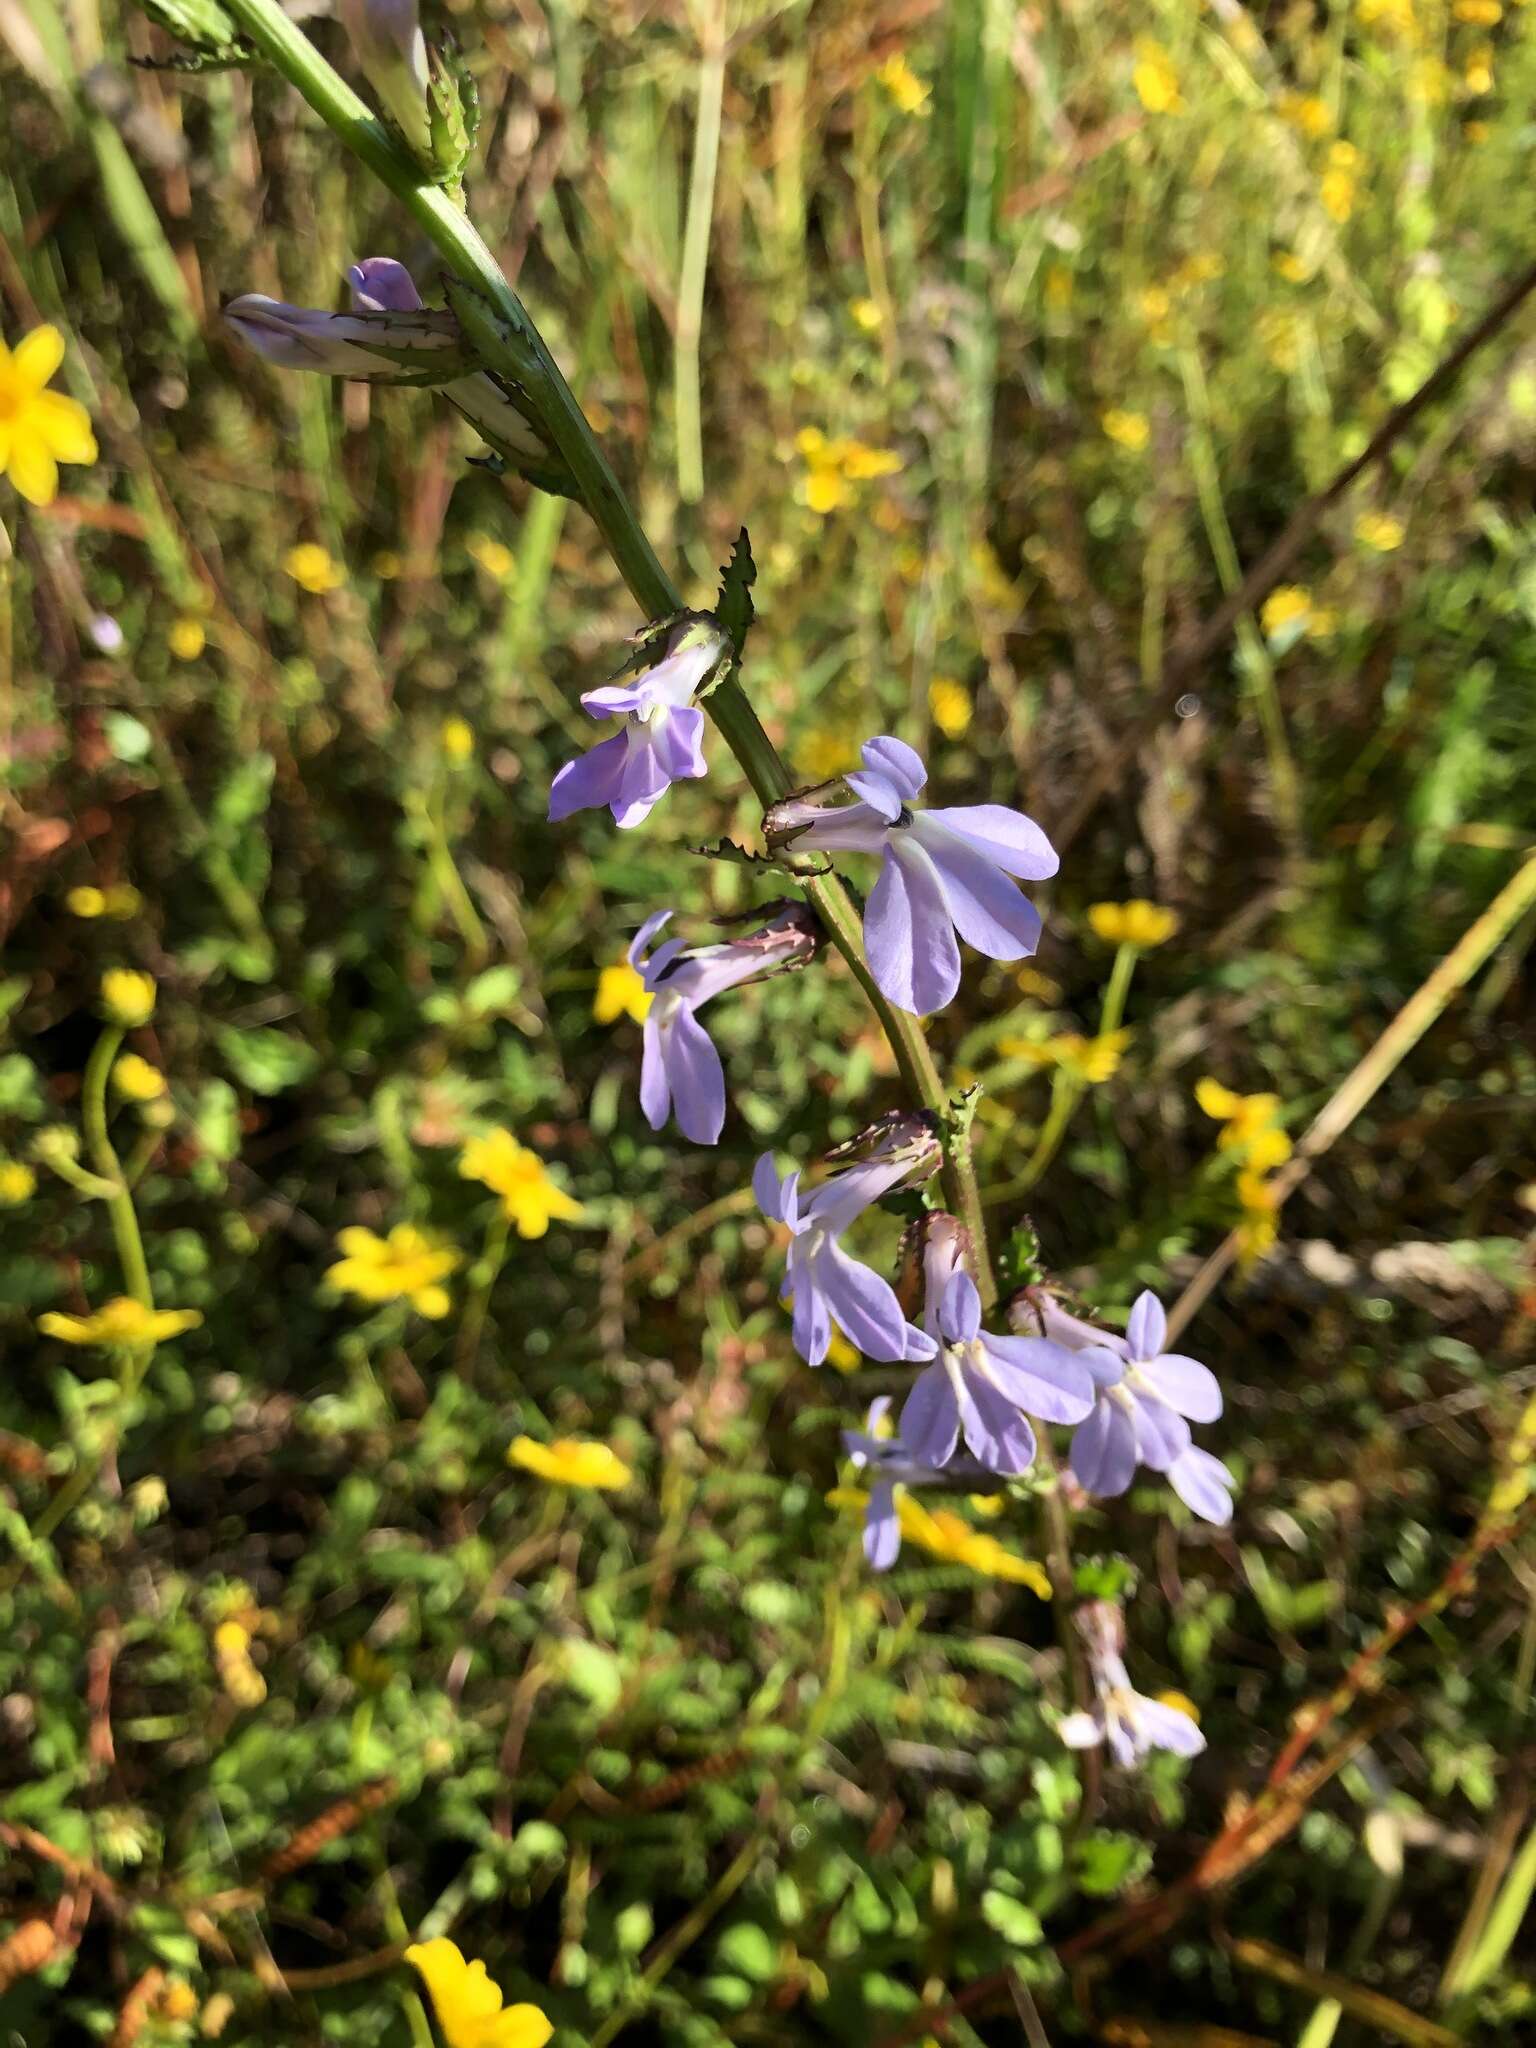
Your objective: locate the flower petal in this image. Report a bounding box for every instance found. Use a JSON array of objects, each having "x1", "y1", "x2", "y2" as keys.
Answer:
[
  {"x1": 627, "y1": 908, "x2": 674, "y2": 969},
  {"x1": 772, "y1": 796, "x2": 893, "y2": 853},
  {"x1": 1129, "y1": 1388, "x2": 1190, "y2": 1471},
  {"x1": 864, "y1": 838, "x2": 960, "y2": 1015},
  {"x1": 1058, "y1": 1709, "x2": 1106, "y2": 1751},
  {"x1": 921, "y1": 801, "x2": 1059, "y2": 880},
  {"x1": 860, "y1": 734, "x2": 927, "y2": 799},
  {"x1": 548, "y1": 731, "x2": 628, "y2": 821},
  {"x1": 1134, "y1": 1697, "x2": 1207, "y2": 1758},
  {"x1": 1139, "y1": 1352, "x2": 1222, "y2": 1423},
  {"x1": 864, "y1": 1481, "x2": 901, "y2": 1570},
  {"x1": 6, "y1": 429, "x2": 58, "y2": 507},
  {"x1": 753, "y1": 1151, "x2": 791, "y2": 1223},
  {"x1": 1070, "y1": 1396, "x2": 1137, "y2": 1497},
  {"x1": 980, "y1": 1335, "x2": 1096, "y2": 1423},
  {"x1": 814, "y1": 1239, "x2": 933, "y2": 1364},
  {"x1": 661, "y1": 1002, "x2": 726, "y2": 1144},
  {"x1": 790, "y1": 1263, "x2": 831, "y2": 1365},
  {"x1": 13, "y1": 325, "x2": 65, "y2": 391},
  {"x1": 1124, "y1": 1290, "x2": 1167, "y2": 1361},
  {"x1": 954, "y1": 1363, "x2": 1036, "y2": 1473},
  {"x1": 845, "y1": 766, "x2": 908, "y2": 819},
  {"x1": 347, "y1": 257, "x2": 424, "y2": 312},
  {"x1": 1168, "y1": 1445, "x2": 1235, "y2": 1525},
  {"x1": 940, "y1": 1268, "x2": 982, "y2": 1343},
  {"x1": 31, "y1": 390, "x2": 96, "y2": 465},
  {"x1": 912, "y1": 817, "x2": 1044, "y2": 961},
  {"x1": 638, "y1": 1016, "x2": 670, "y2": 1131},
  {"x1": 899, "y1": 1363, "x2": 960, "y2": 1468}
]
